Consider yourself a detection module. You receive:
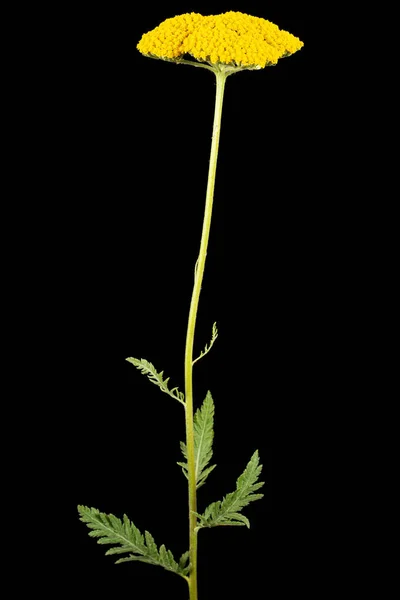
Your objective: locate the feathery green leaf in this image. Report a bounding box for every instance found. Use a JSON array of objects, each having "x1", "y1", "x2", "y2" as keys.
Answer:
[
  {"x1": 195, "y1": 450, "x2": 264, "y2": 530},
  {"x1": 179, "y1": 391, "x2": 216, "y2": 489},
  {"x1": 126, "y1": 357, "x2": 185, "y2": 406},
  {"x1": 193, "y1": 322, "x2": 218, "y2": 366},
  {"x1": 178, "y1": 550, "x2": 190, "y2": 576},
  {"x1": 78, "y1": 506, "x2": 188, "y2": 578}
]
